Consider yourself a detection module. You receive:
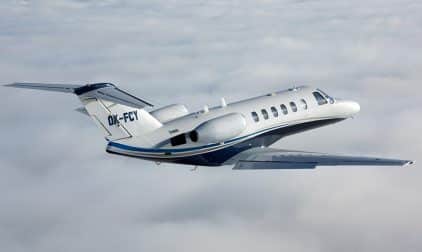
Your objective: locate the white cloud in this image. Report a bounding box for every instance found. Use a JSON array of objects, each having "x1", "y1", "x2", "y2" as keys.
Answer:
[{"x1": 0, "y1": 0, "x2": 421, "y2": 251}]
